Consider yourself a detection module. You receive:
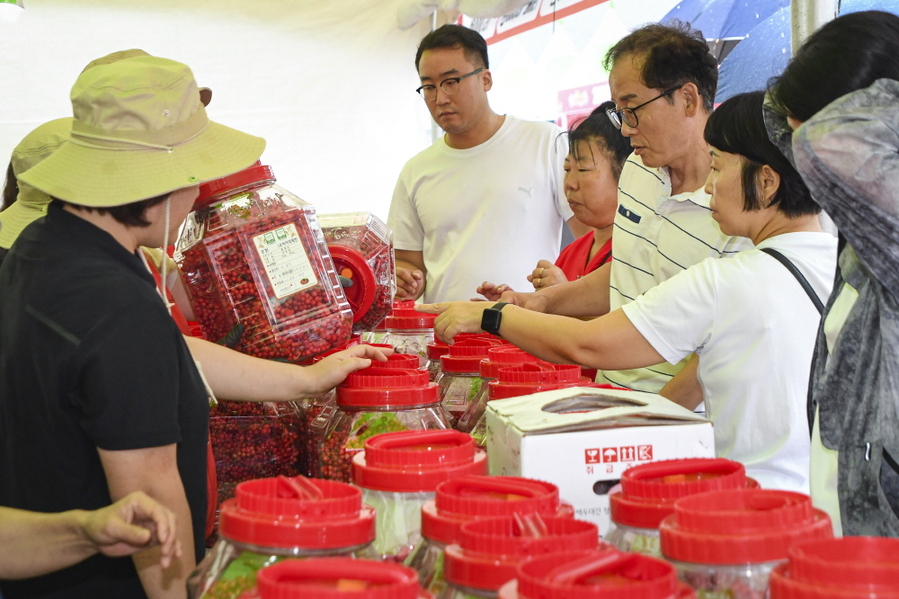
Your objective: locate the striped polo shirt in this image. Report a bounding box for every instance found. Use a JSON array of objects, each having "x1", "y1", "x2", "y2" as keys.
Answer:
[{"x1": 599, "y1": 154, "x2": 751, "y2": 392}]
